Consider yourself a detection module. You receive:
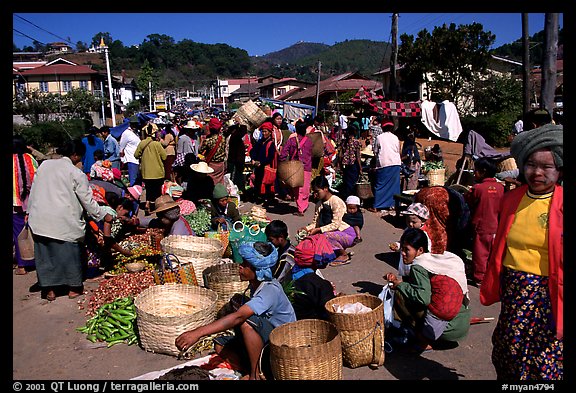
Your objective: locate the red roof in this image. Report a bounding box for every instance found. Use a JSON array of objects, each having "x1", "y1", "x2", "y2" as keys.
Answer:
[{"x1": 20, "y1": 63, "x2": 98, "y2": 76}]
